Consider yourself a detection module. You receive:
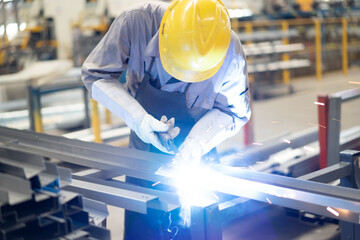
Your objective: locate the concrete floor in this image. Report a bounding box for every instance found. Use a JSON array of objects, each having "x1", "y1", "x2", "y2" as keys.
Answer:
[
  {"x1": 219, "y1": 67, "x2": 360, "y2": 152},
  {"x1": 106, "y1": 67, "x2": 360, "y2": 240}
]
